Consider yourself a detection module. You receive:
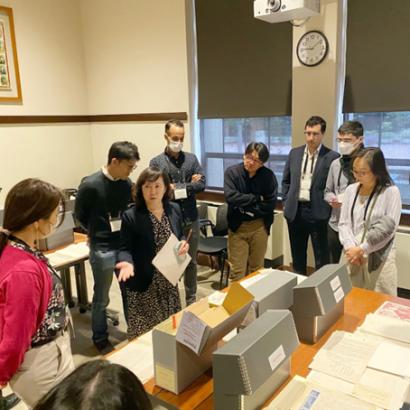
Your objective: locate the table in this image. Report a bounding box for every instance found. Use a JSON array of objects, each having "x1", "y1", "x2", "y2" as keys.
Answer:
[
  {"x1": 151, "y1": 287, "x2": 410, "y2": 409},
  {"x1": 46, "y1": 233, "x2": 90, "y2": 312}
]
